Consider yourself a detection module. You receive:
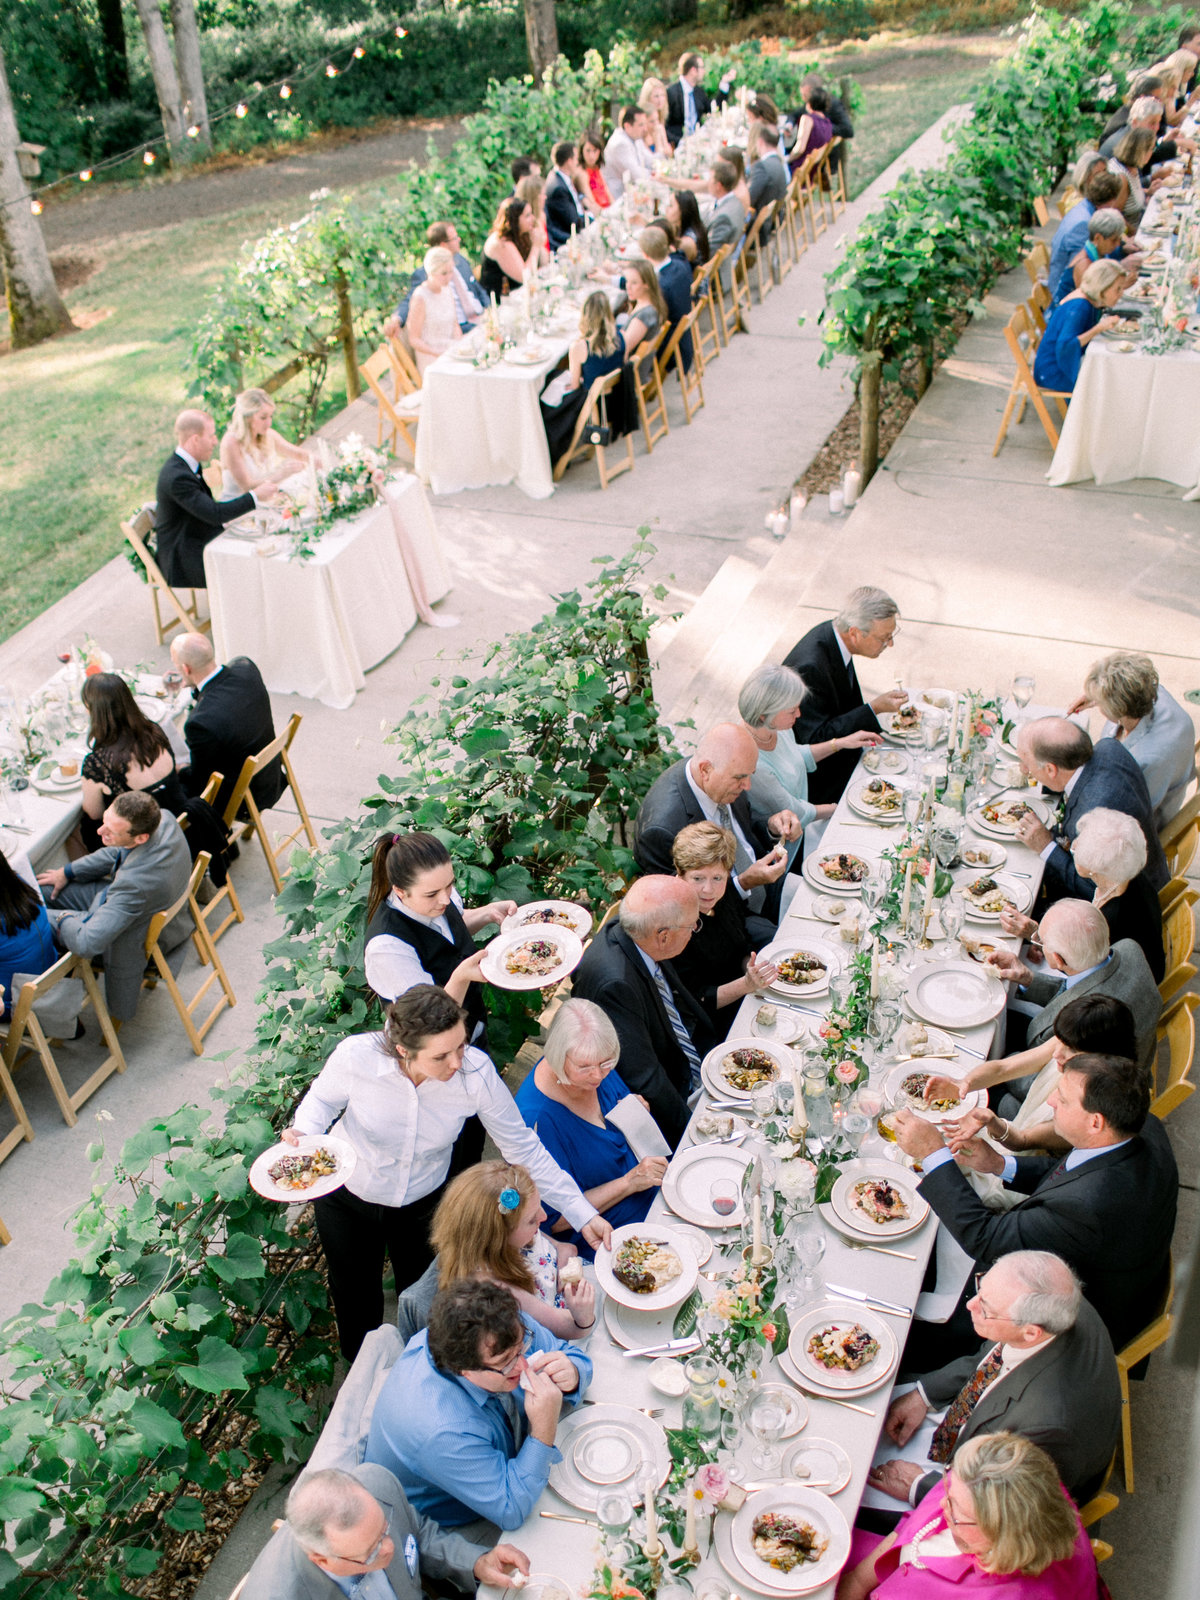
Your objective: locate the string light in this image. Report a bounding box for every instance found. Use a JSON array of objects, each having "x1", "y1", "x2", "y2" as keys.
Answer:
[
  {"x1": 353, "y1": 46, "x2": 365, "y2": 59},
  {"x1": 143, "y1": 150, "x2": 155, "y2": 165},
  {"x1": 279, "y1": 83, "x2": 292, "y2": 99},
  {"x1": 236, "y1": 103, "x2": 248, "y2": 118},
  {"x1": 325, "y1": 64, "x2": 338, "y2": 78},
  {"x1": 80, "y1": 169, "x2": 93, "y2": 182},
  {"x1": 187, "y1": 125, "x2": 201, "y2": 138},
  {"x1": 31, "y1": 199, "x2": 43, "y2": 214}
]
